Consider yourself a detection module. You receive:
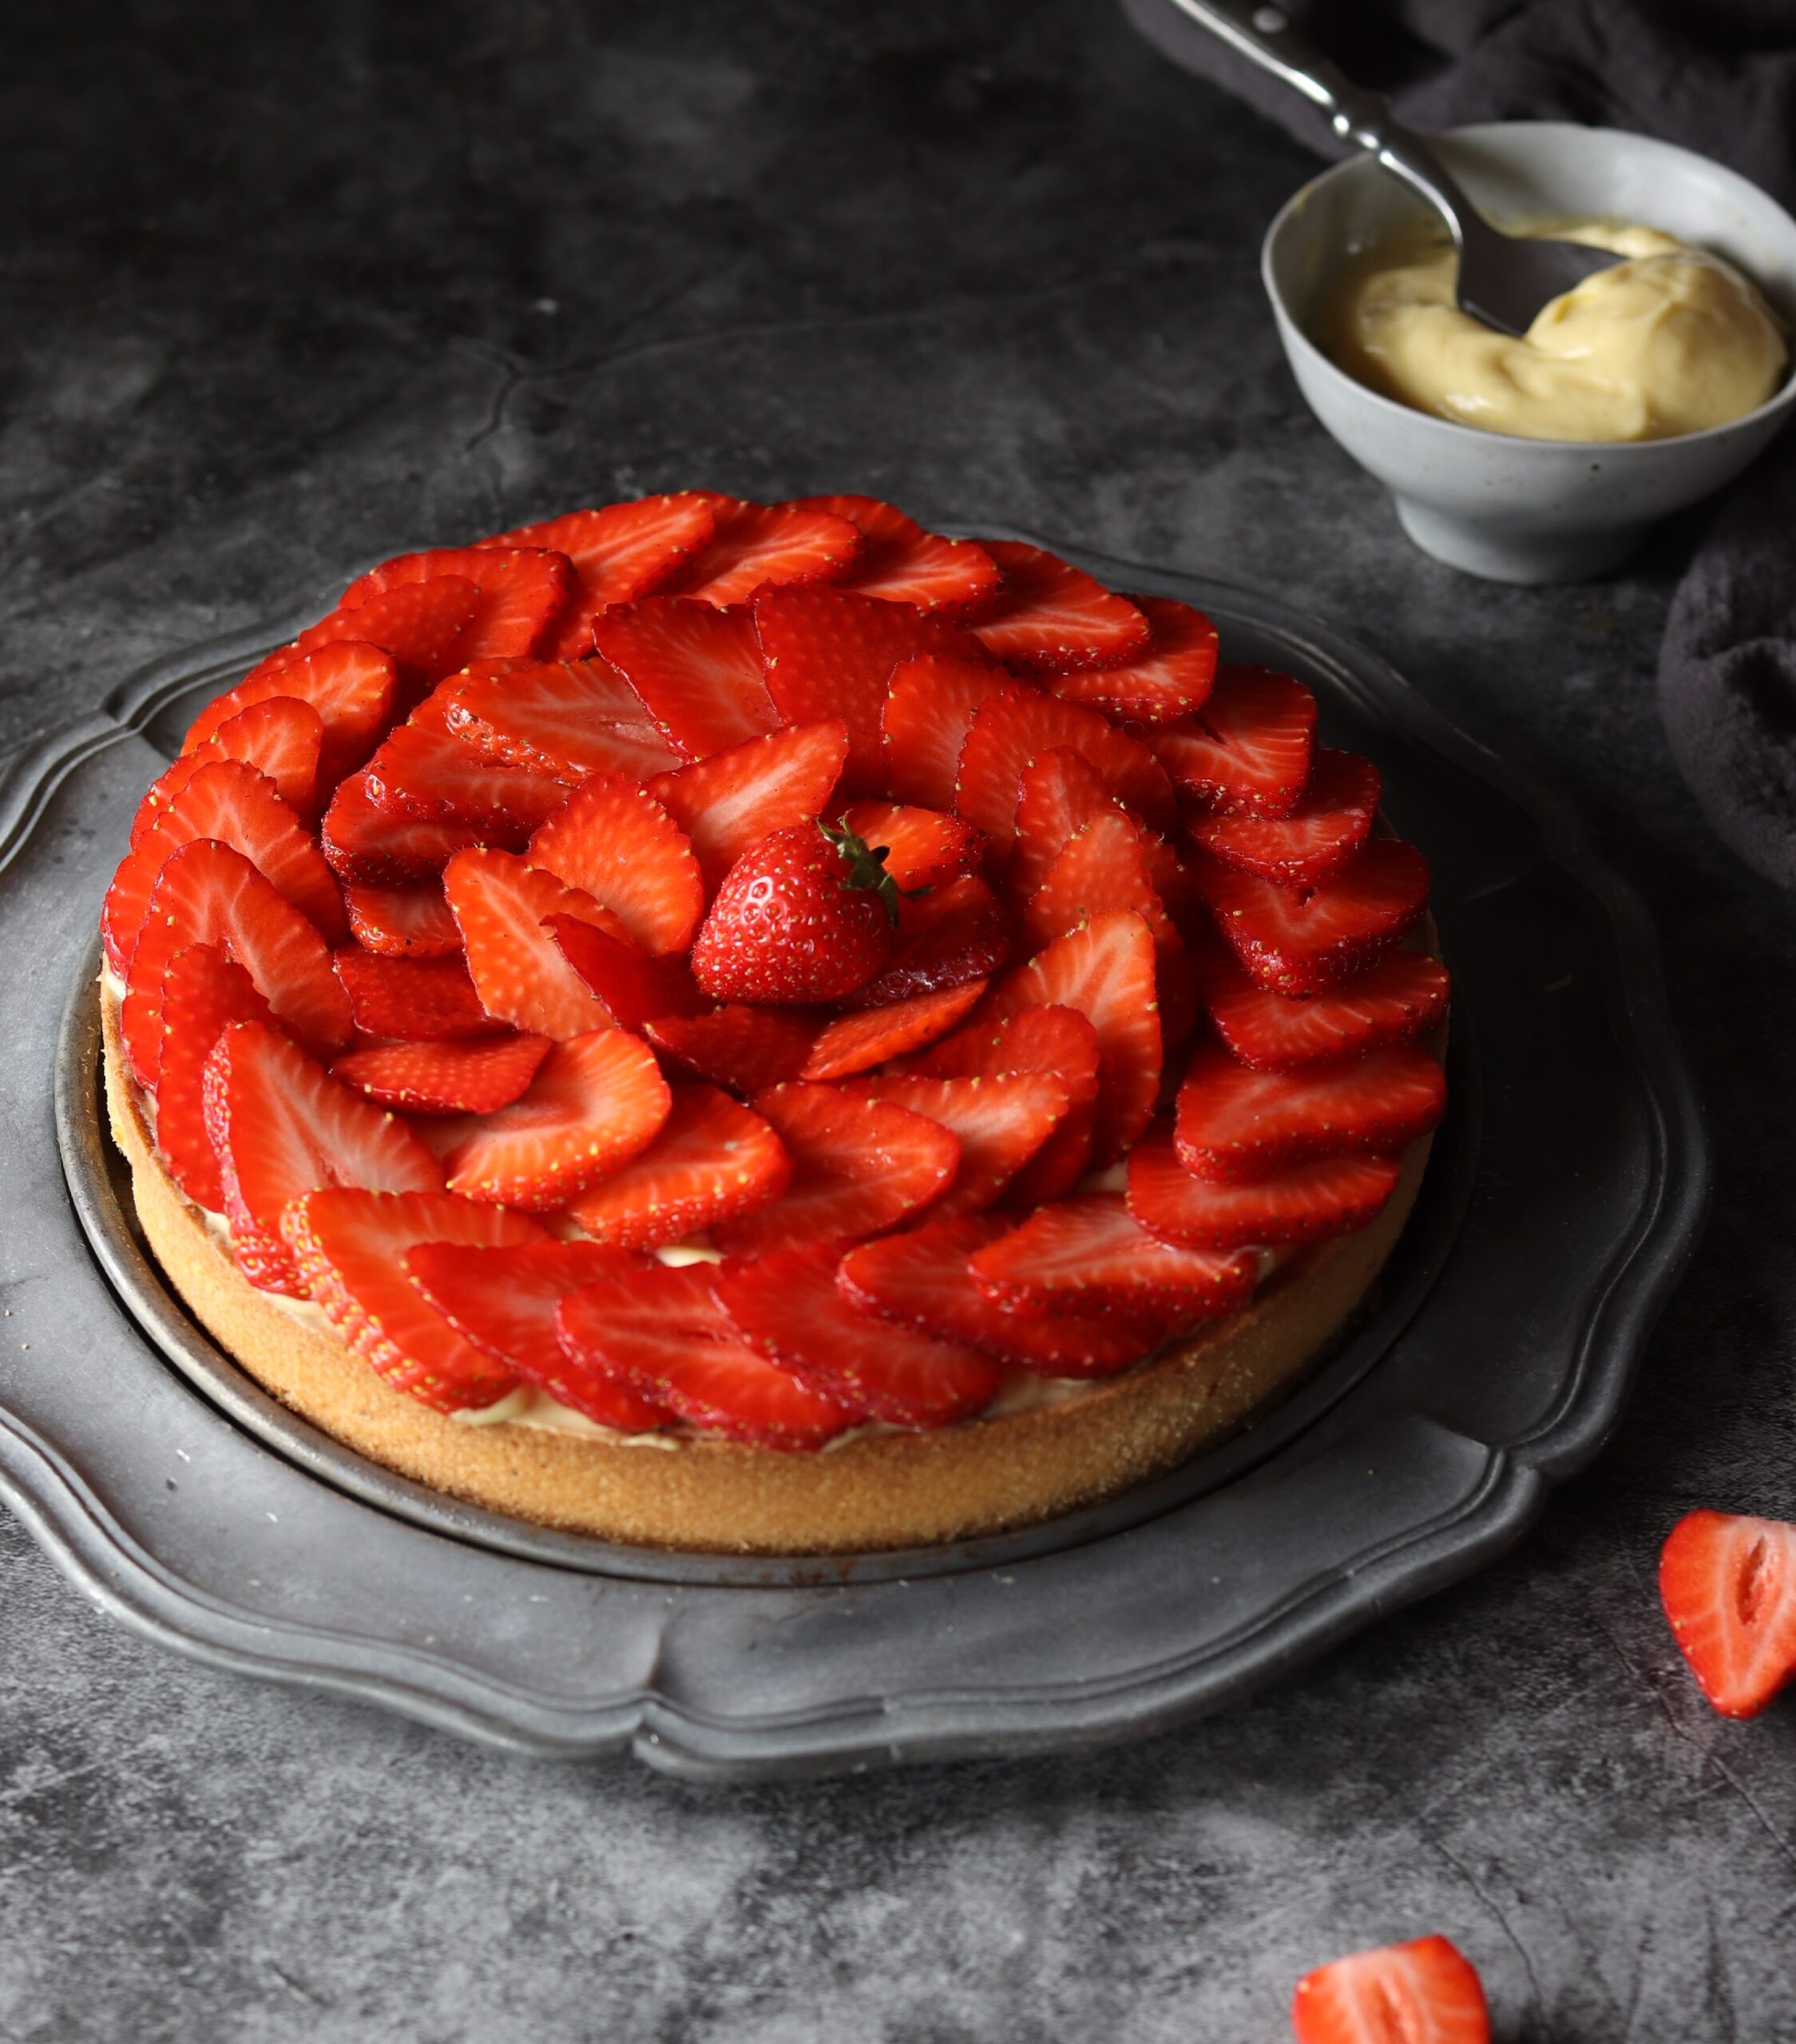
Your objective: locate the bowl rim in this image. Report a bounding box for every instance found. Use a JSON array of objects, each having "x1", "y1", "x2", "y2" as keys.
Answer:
[{"x1": 1260, "y1": 118, "x2": 1796, "y2": 458}]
